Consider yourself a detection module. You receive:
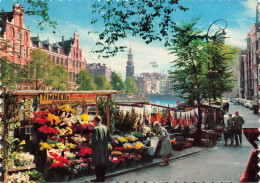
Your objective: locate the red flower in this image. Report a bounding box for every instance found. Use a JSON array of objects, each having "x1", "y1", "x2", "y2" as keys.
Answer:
[{"x1": 80, "y1": 147, "x2": 92, "y2": 157}]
